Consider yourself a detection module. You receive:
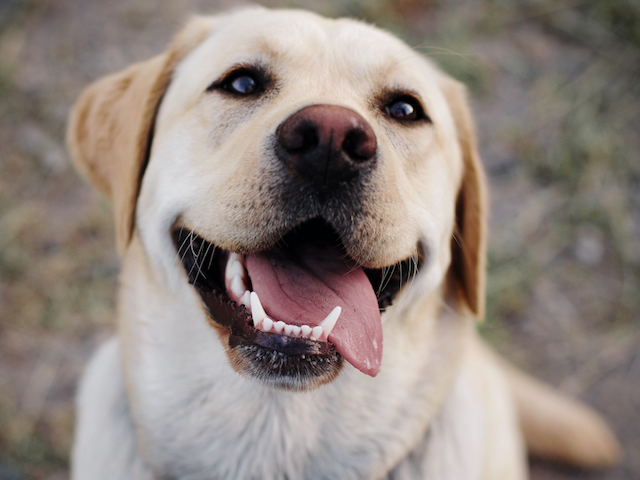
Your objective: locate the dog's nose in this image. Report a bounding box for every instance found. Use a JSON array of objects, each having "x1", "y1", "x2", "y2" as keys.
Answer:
[{"x1": 276, "y1": 105, "x2": 377, "y2": 188}]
